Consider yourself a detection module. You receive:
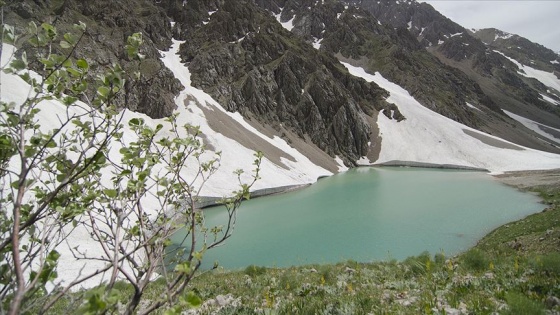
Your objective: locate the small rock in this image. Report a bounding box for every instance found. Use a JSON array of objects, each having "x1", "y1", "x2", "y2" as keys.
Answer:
[
  {"x1": 215, "y1": 295, "x2": 228, "y2": 307},
  {"x1": 345, "y1": 266, "x2": 356, "y2": 274},
  {"x1": 484, "y1": 272, "x2": 494, "y2": 280},
  {"x1": 509, "y1": 239, "x2": 522, "y2": 250},
  {"x1": 309, "y1": 268, "x2": 318, "y2": 273},
  {"x1": 382, "y1": 291, "x2": 391, "y2": 301},
  {"x1": 443, "y1": 306, "x2": 461, "y2": 315},
  {"x1": 545, "y1": 296, "x2": 560, "y2": 308}
]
